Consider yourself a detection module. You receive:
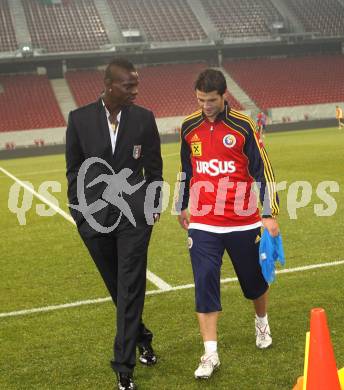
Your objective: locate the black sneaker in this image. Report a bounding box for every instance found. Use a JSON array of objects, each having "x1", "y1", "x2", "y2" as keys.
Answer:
[
  {"x1": 138, "y1": 344, "x2": 157, "y2": 366},
  {"x1": 117, "y1": 372, "x2": 136, "y2": 390}
]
